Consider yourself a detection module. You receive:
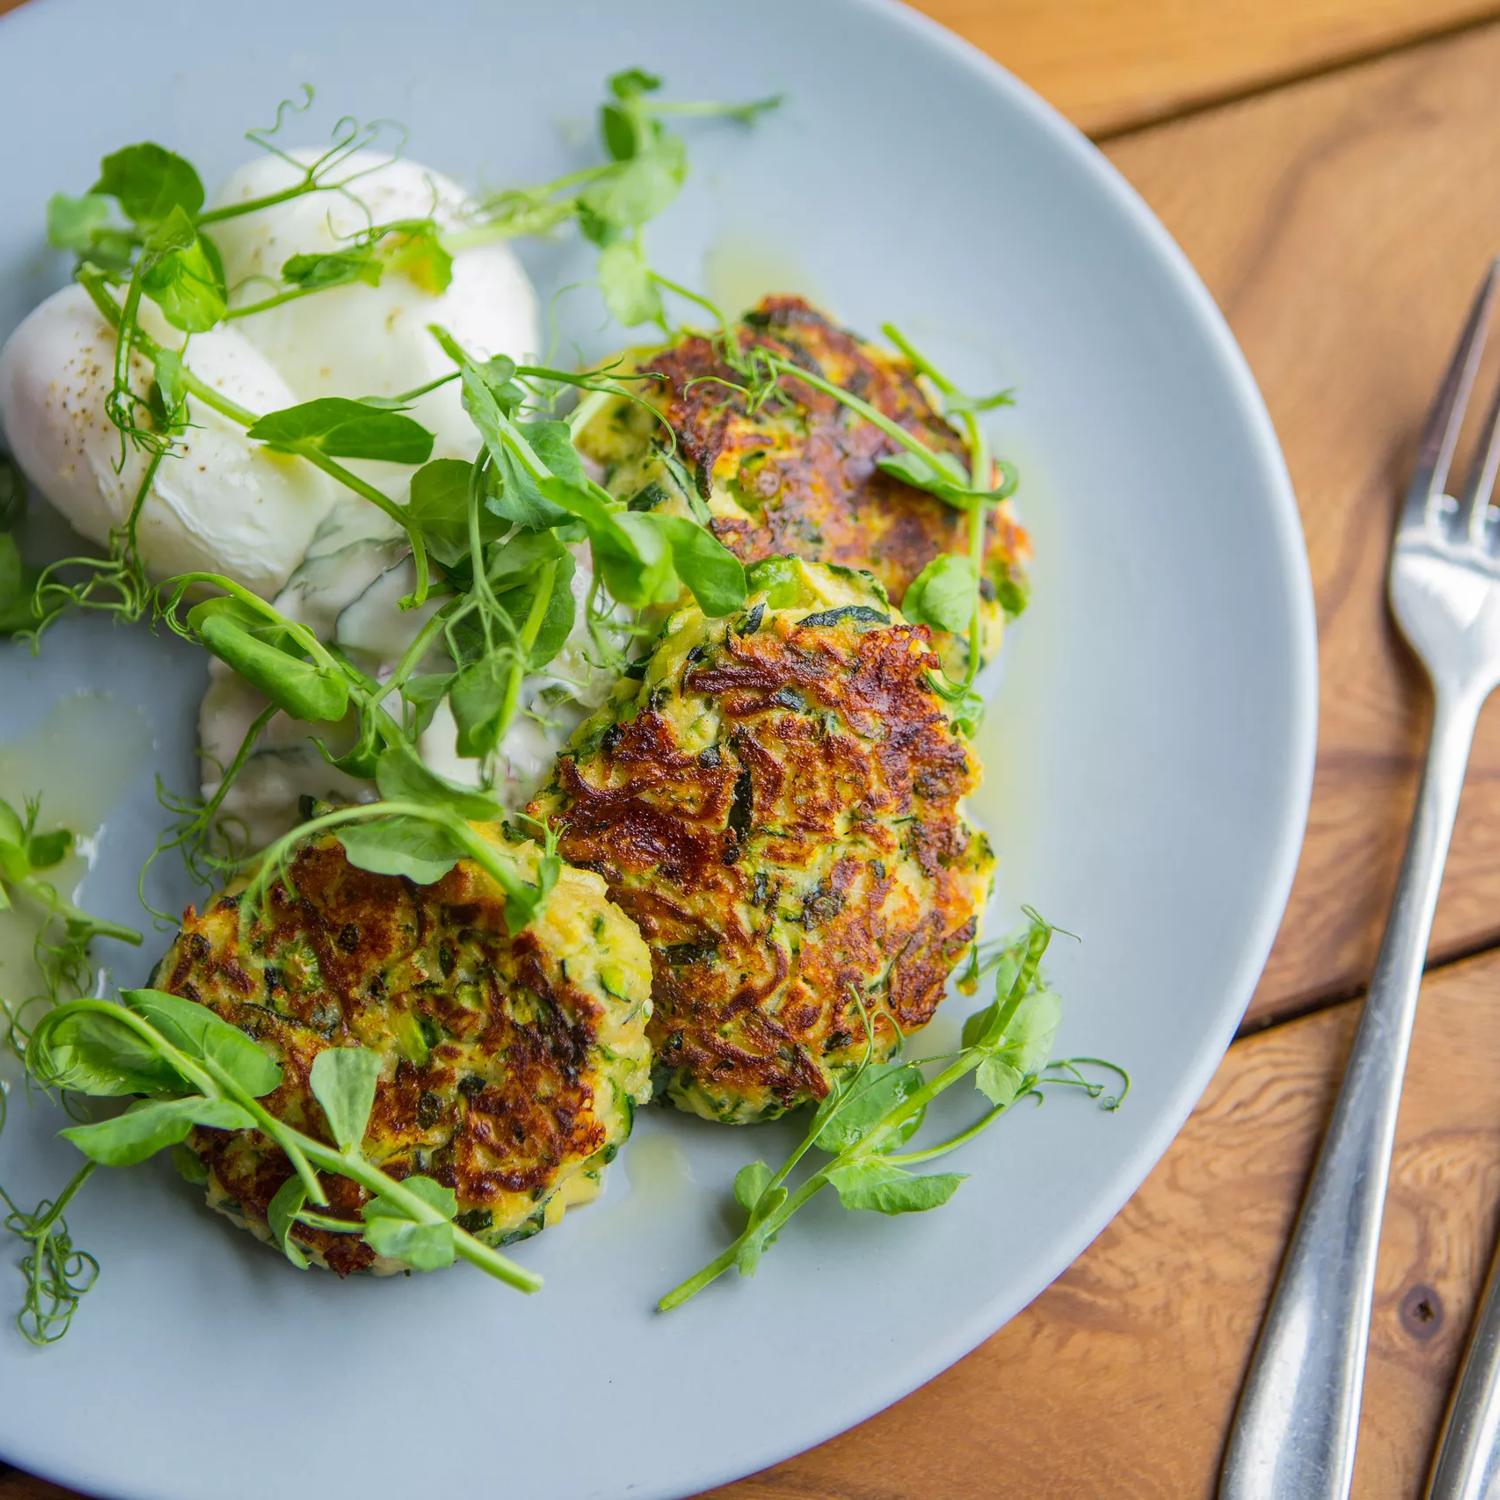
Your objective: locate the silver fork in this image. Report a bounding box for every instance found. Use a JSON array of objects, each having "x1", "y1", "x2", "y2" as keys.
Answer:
[{"x1": 1219, "y1": 260, "x2": 1500, "y2": 1500}]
